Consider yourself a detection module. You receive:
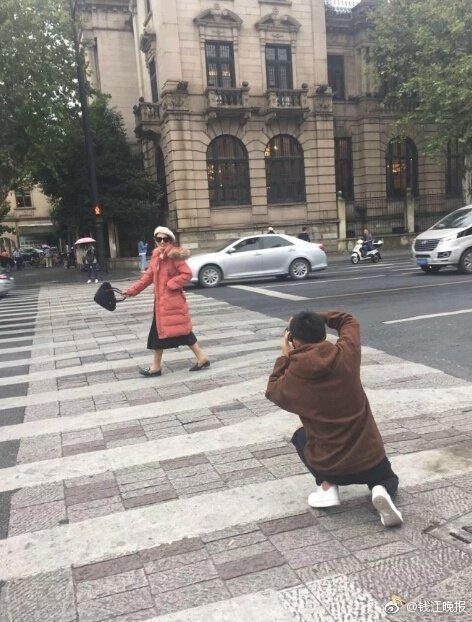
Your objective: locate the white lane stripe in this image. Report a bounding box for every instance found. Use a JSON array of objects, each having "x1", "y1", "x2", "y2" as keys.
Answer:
[
  {"x1": 0, "y1": 410, "x2": 294, "y2": 492},
  {"x1": 259, "y1": 274, "x2": 388, "y2": 289},
  {"x1": 2, "y1": 440, "x2": 471, "y2": 581},
  {"x1": 308, "y1": 278, "x2": 472, "y2": 301},
  {"x1": 0, "y1": 329, "x2": 262, "y2": 370},
  {"x1": 3, "y1": 377, "x2": 471, "y2": 445},
  {"x1": 384, "y1": 308, "x2": 472, "y2": 324},
  {"x1": 229, "y1": 284, "x2": 310, "y2": 301},
  {"x1": 0, "y1": 336, "x2": 281, "y2": 386},
  {"x1": 0, "y1": 376, "x2": 266, "y2": 440},
  {"x1": 0, "y1": 320, "x2": 285, "y2": 369},
  {"x1": 0, "y1": 348, "x2": 276, "y2": 410},
  {"x1": 0, "y1": 315, "x2": 284, "y2": 355},
  {"x1": 146, "y1": 591, "x2": 293, "y2": 622},
  {"x1": 0, "y1": 300, "x2": 227, "y2": 322}
]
